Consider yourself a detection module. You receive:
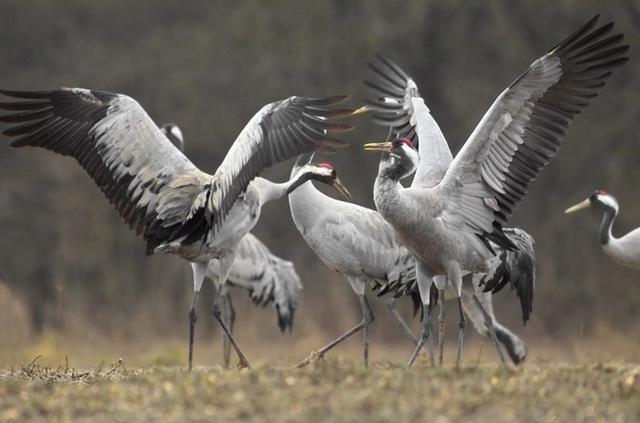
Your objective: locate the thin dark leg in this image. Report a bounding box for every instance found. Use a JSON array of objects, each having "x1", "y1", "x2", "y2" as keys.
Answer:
[
  {"x1": 212, "y1": 288, "x2": 250, "y2": 369},
  {"x1": 437, "y1": 289, "x2": 446, "y2": 367},
  {"x1": 214, "y1": 291, "x2": 232, "y2": 369},
  {"x1": 455, "y1": 296, "x2": 466, "y2": 368},
  {"x1": 386, "y1": 297, "x2": 418, "y2": 345},
  {"x1": 294, "y1": 300, "x2": 369, "y2": 369},
  {"x1": 188, "y1": 290, "x2": 199, "y2": 371},
  {"x1": 360, "y1": 295, "x2": 375, "y2": 368},
  {"x1": 472, "y1": 294, "x2": 507, "y2": 367},
  {"x1": 426, "y1": 302, "x2": 436, "y2": 367},
  {"x1": 405, "y1": 304, "x2": 432, "y2": 369}
]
